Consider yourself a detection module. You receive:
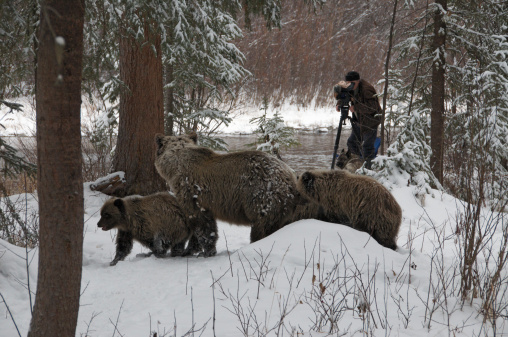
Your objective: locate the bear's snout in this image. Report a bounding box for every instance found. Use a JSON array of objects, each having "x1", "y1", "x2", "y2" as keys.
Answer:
[
  {"x1": 97, "y1": 219, "x2": 106, "y2": 230},
  {"x1": 97, "y1": 218, "x2": 113, "y2": 231}
]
